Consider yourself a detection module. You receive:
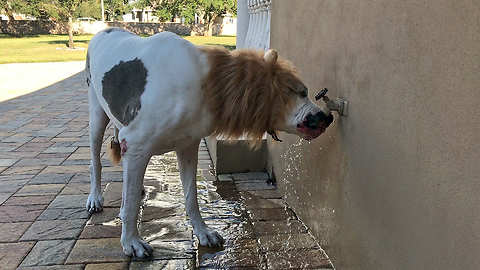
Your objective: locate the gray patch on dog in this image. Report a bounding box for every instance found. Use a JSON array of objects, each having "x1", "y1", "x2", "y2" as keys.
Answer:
[
  {"x1": 102, "y1": 58, "x2": 148, "y2": 126},
  {"x1": 104, "y1": 27, "x2": 128, "y2": 34}
]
